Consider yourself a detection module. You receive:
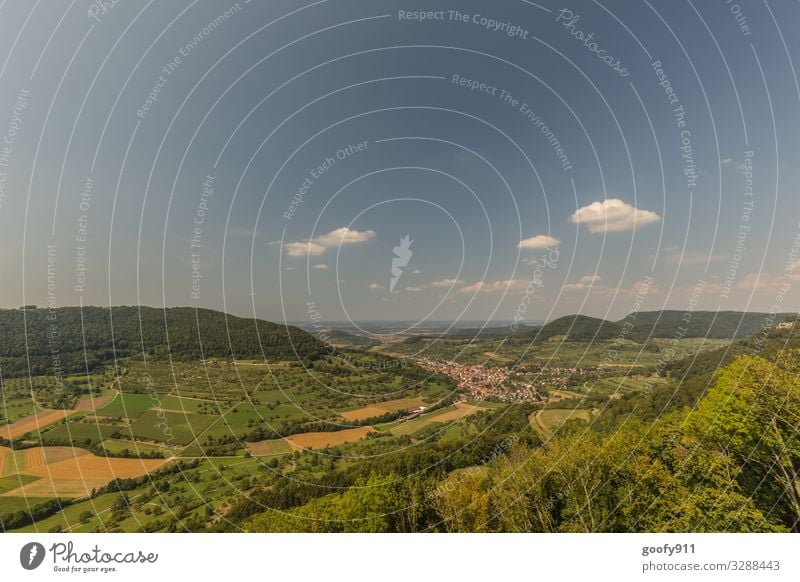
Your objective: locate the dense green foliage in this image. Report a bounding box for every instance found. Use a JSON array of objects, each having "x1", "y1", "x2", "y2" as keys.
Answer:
[
  {"x1": 527, "y1": 314, "x2": 622, "y2": 342},
  {"x1": 0, "y1": 306, "x2": 324, "y2": 378},
  {"x1": 3, "y1": 306, "x2": 798, "y2": 533},
  {"x1": 242, "y1": 348, "x2": 800, "y2": 532},
  {"x1": 622, "y1": 310, "x2": 778, "y2": 340}
]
